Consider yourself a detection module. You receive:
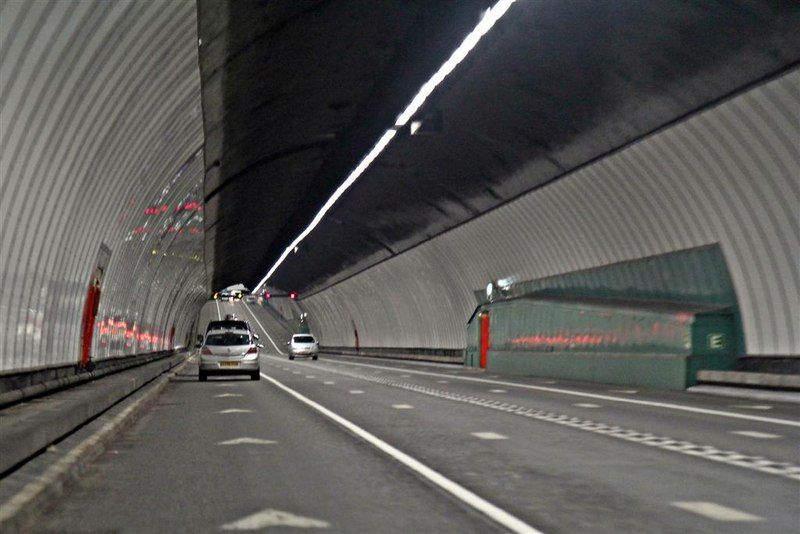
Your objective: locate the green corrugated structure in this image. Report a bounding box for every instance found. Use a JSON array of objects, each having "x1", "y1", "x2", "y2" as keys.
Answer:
[{"x1": 466, "y1": 246, "x2": 741, "y2": 390}]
